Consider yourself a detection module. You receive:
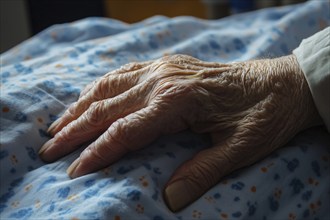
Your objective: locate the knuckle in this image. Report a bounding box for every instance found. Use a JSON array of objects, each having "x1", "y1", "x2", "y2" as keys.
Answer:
[
  {"x1": 84, "y1": 145, "x2": 107, "y2": 163},
  {"x1": 95, "y1": 73, "x2": 137, "y2": 98},
  {"x1": 106, "y1": 119, "x2": 130, "y2": 148},
  {"x1": 54, "y1": 125, "x2": 72, "y2": 143},
  {"x1": 119, "y1": 62, "x2": 142, "y2": 73},
  {"x1": 85, "y1": 101, "x2": 106, "y2": 125},
  {"x1": 185, "y1": 147, "x2": 247, "y2": 190},
  {"x1": 152, "y1": 79, "x2": 196, "y2": 101},
  {"x1": 66, "y1": 102, "x2": 79, "y2": 116},
  {"x1": 217, "y1": 147, "x2": 238, "y2": 166},
  {"x1": 95, "y1": 79, "x2": 118, "y2": 100},
  {"x1": 185, "y1": 159, "x2": 220, "y2": 191},
  {"x1": 128, "y1": 62, "x2": 144, "y2": 71},
  {"x1": 93, "y1": 78, "x2": 109, "y2": 98},
  {"x1": 110, "y1": 118, "x2": 126, "y2": 137},
  {"x1": 217, "y1": 139, "x2": 257, "y2": 170}
]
